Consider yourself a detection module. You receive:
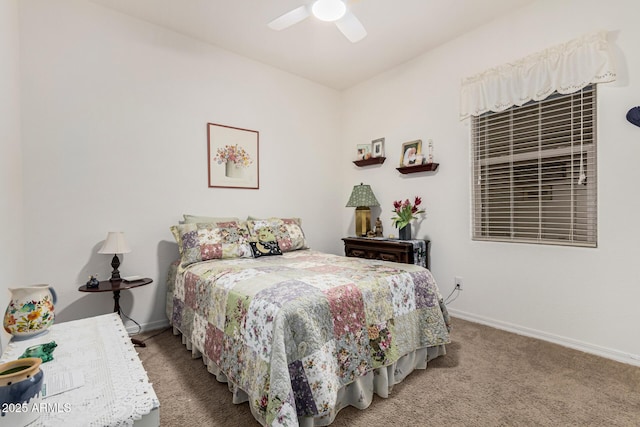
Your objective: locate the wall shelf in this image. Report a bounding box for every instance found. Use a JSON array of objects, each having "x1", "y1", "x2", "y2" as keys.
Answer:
[
  {"x1": 396, "y1": 163, "x2": 439, "y2": 174},
  {"x1": 353, "y1": 157, "x2": 386, "y2": 167}
]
